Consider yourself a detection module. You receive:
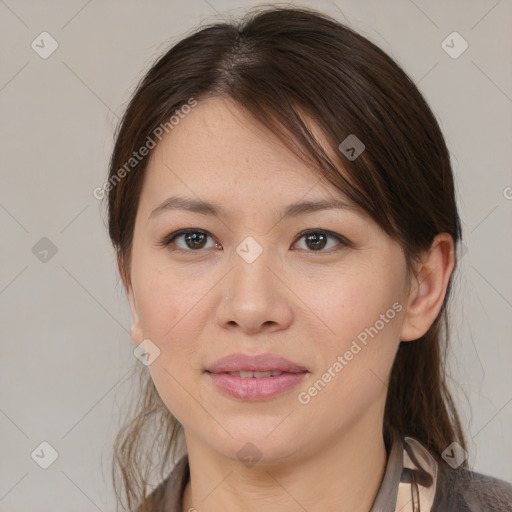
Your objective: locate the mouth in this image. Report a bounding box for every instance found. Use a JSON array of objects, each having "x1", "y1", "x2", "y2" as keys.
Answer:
[
  {"x1": 205, "y1": 353, "x2": 309, "y2": 400},
  {"x1": 219, "y1": 370, "x2": 290, "y2": 378}
]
